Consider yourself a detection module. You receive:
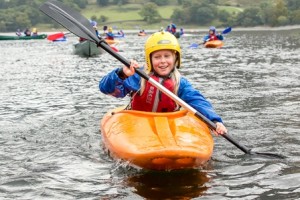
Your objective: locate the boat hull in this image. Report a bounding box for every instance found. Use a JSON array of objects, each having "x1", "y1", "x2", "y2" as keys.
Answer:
[
  {"x1": 204, "y1": 40, "x2": 223, "y2": 48},
  {"x1": 74, "y1": 40, "x2": 104, "y2": 57},
  {"x1": 138, "y1": 32, "x2": 147, "y2": 36},
  {"x1": 100, "y1": 108, "x2": 214, "y2": 170},
  {"x1": 105, "y1": 39, "x2": 122, "y2": 45},
  {"x1": 0, "y1": 34, "x2": 47, "y2": 40}
]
